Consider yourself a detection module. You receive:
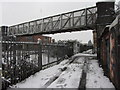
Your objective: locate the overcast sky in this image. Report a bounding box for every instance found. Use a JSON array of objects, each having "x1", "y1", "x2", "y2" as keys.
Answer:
[{"x1": 0, "y1": 0, "x2": 119, "y2": 43}]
